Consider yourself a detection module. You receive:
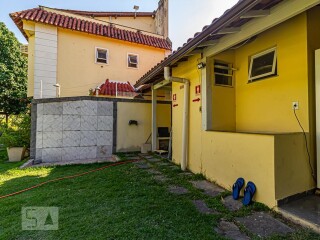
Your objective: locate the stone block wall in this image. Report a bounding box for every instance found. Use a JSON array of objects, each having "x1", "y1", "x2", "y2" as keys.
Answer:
[
  {"x1": 30, "y1": 96, "x2": 172, "y2": 164},
  {"x1": 34, "y1": 99, "x2": 113, "y2": 163}
]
